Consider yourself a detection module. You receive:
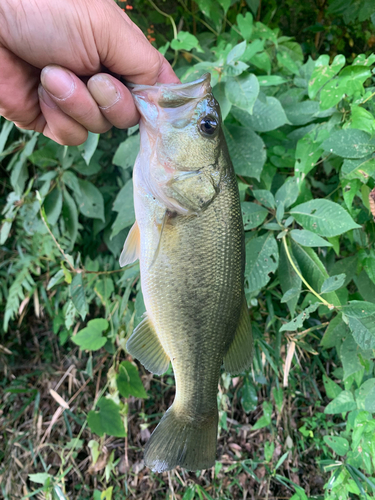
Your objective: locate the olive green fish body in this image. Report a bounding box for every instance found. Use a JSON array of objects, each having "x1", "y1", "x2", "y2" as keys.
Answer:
[{"x1": 121, "y1": 75, "x2": 253, "y2": 472}]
